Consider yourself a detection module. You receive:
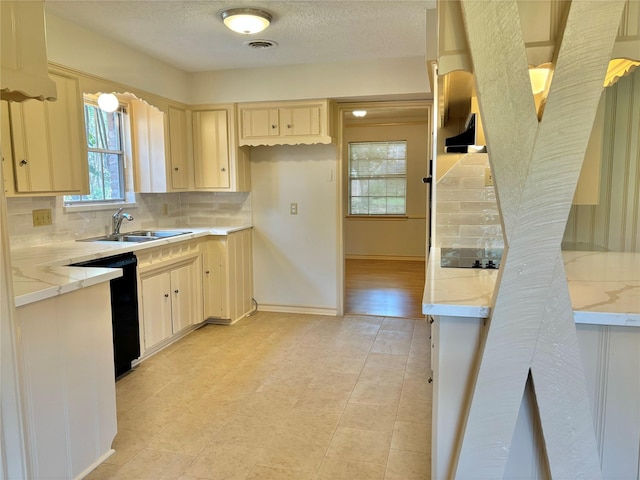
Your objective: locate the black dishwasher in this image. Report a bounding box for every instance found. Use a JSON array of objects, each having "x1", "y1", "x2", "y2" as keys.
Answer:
[{"x1": 72, "y1": 253, "x2": 140, "y2": 378}]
